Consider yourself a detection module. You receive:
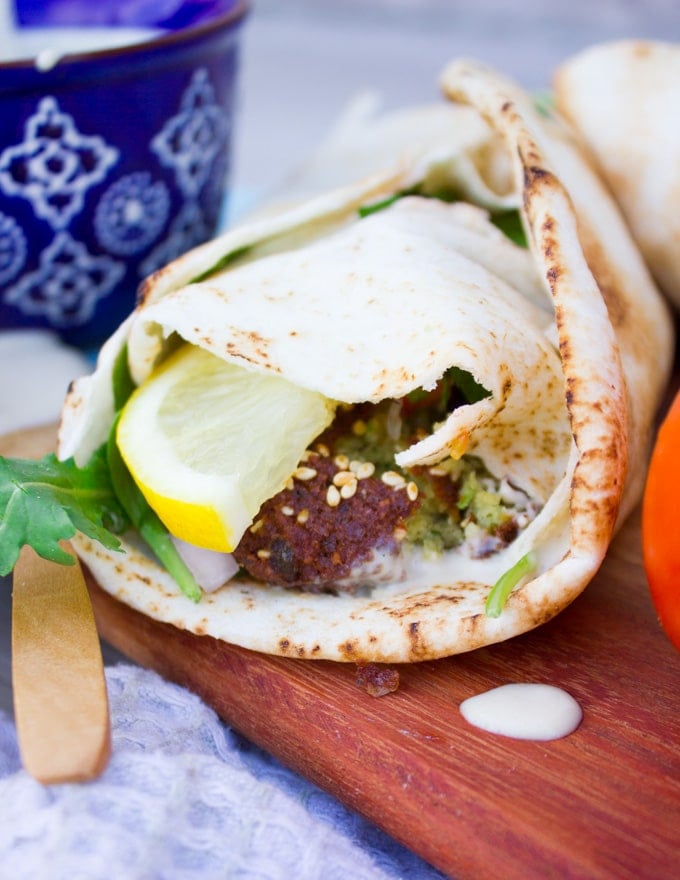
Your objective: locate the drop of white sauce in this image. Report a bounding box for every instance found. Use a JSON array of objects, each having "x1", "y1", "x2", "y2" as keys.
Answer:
[{"x1": 459, "y1": 683, "x2": 582, "y2": 741}]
